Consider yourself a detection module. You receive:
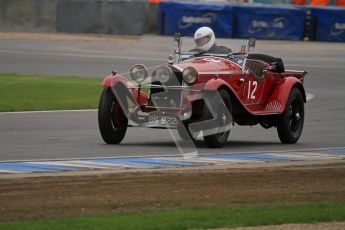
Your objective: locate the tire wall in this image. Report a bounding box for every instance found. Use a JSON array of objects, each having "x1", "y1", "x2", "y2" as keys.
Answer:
[{"x1": 0, "y1": 0, "x2": 148, "y2": 35}]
